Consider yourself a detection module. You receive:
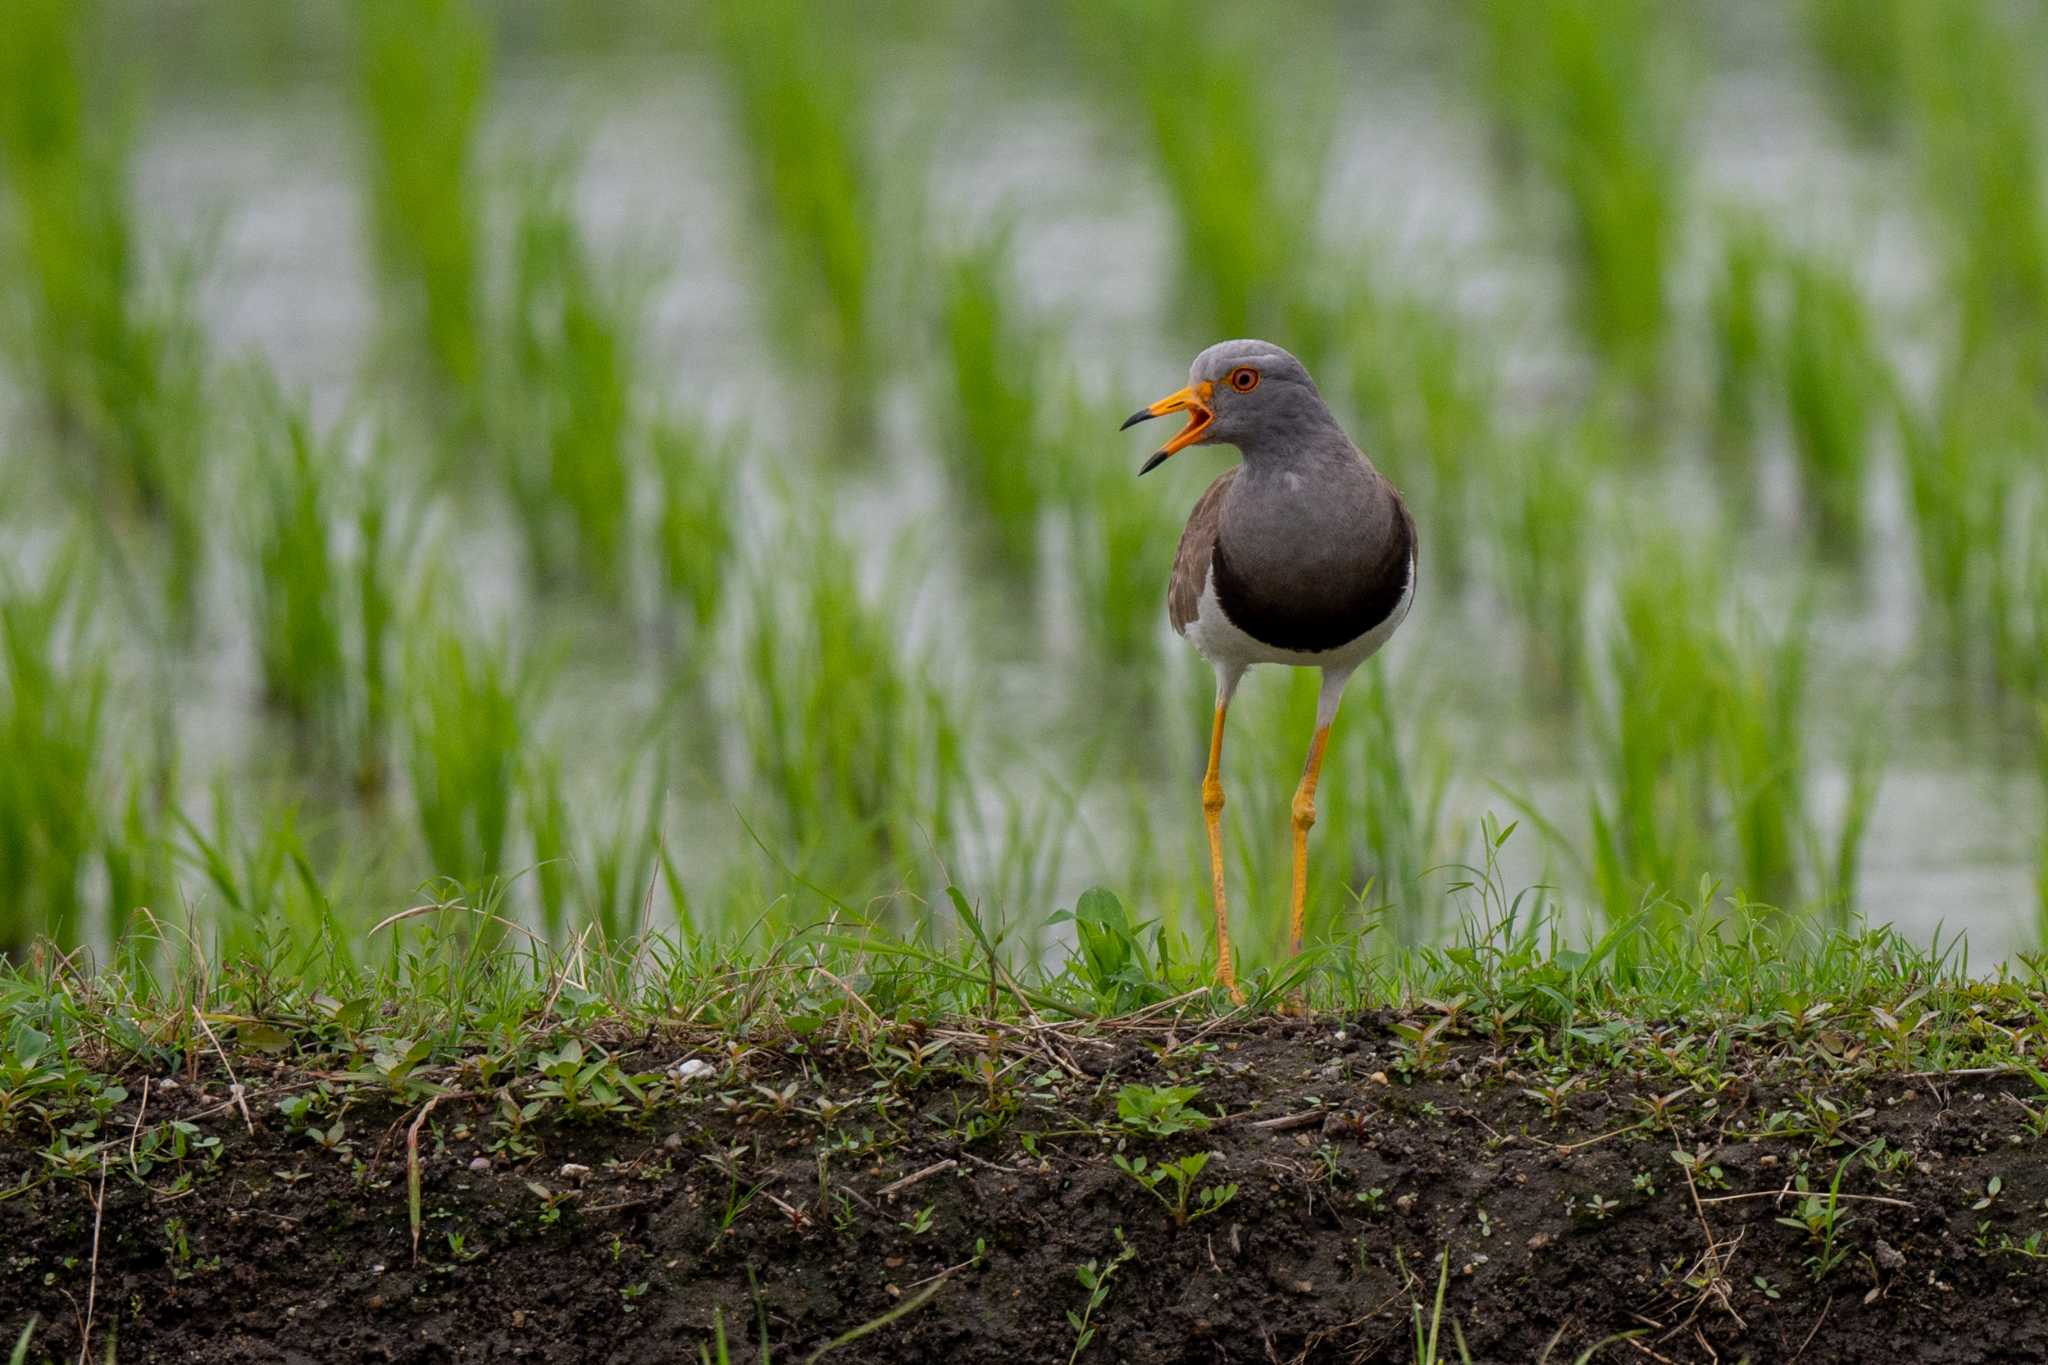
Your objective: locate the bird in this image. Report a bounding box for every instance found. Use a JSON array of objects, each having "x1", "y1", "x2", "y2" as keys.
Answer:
[{"x1": 1122, "y1": 339, "x2": 1416, "y2": 1001}]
